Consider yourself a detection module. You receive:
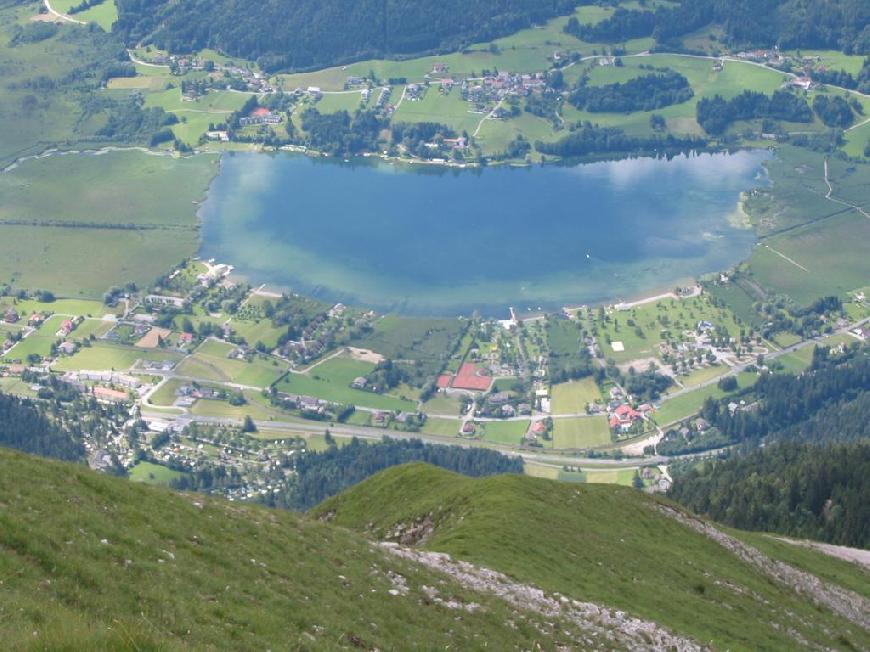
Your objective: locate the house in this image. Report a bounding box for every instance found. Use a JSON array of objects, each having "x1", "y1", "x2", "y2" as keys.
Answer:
[
  {"x1": 461, "y1": 421, "x2": 476, "y2": 435},
  {"x1": 58, "y1": 341, "x2": 77, "y2": 356},
  {"x1": 373, "y1": 411, "x2": 388, "y2": 426},
  {"x1": 530, "y1": 420, "x2": 547, "y2": 436},
  {"x1": 790, "y1": 76, "x2": 814, "y2": 91},
  {"x1": 501, "y1": 404, "x2": 516, "y2": 417},
  {"x1": 58, "y1": 319, "x2": 74, "y2": 337},
  {"x1": 517, "y1": 403, "x2": 532, "y2": 415},
  {"x1": 851, "y1": 325, "x2": 870, "y2": 341},
  {"x1": 28, "y1": 313, "x2": 43, "y2": 326},
  {"x1": 4, "y1": 308, "x2": 19, "y2": 324},
  {"x1": 179, "y1": 332, "x2": 194, "y2": 344},
  {"x1": 351, "y1": 376, "x2": 368, "y2": 390},
  {"x1": 93, "y1": 386, "x2": 129, "y2": 403},
  {"x1": 609, "y1": 404, "x2": 641, "y2": 432},
  {"x1": 488, "y1": 391, "x2": 511, "y2": 406},
  {"x1": 694, "y1": 418, "x2": 711, "y2": 432}
]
